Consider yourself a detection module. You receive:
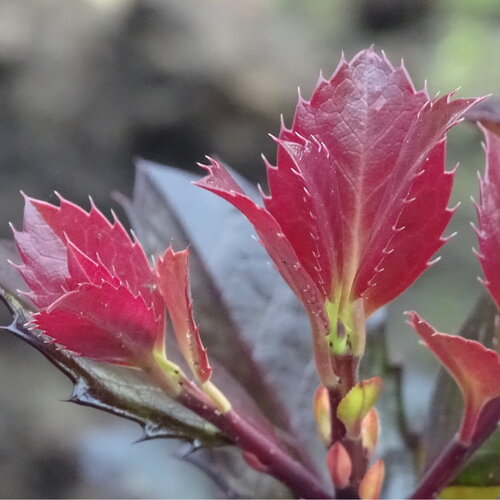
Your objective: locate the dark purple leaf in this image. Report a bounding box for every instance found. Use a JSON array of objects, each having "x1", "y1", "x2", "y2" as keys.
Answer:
[{"x1": 124, "y1": 160, "x2": 323, "y2": 483}]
